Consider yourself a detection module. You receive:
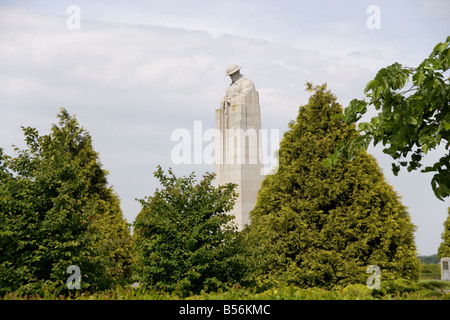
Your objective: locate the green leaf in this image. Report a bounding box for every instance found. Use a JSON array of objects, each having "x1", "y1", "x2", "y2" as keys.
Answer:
[
  {"x1": 323, "y1": 158, "x2": 332, "y2": 167},
  {"x1": 392, "y1": 163, "x2": 400, "y2": 176}
]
